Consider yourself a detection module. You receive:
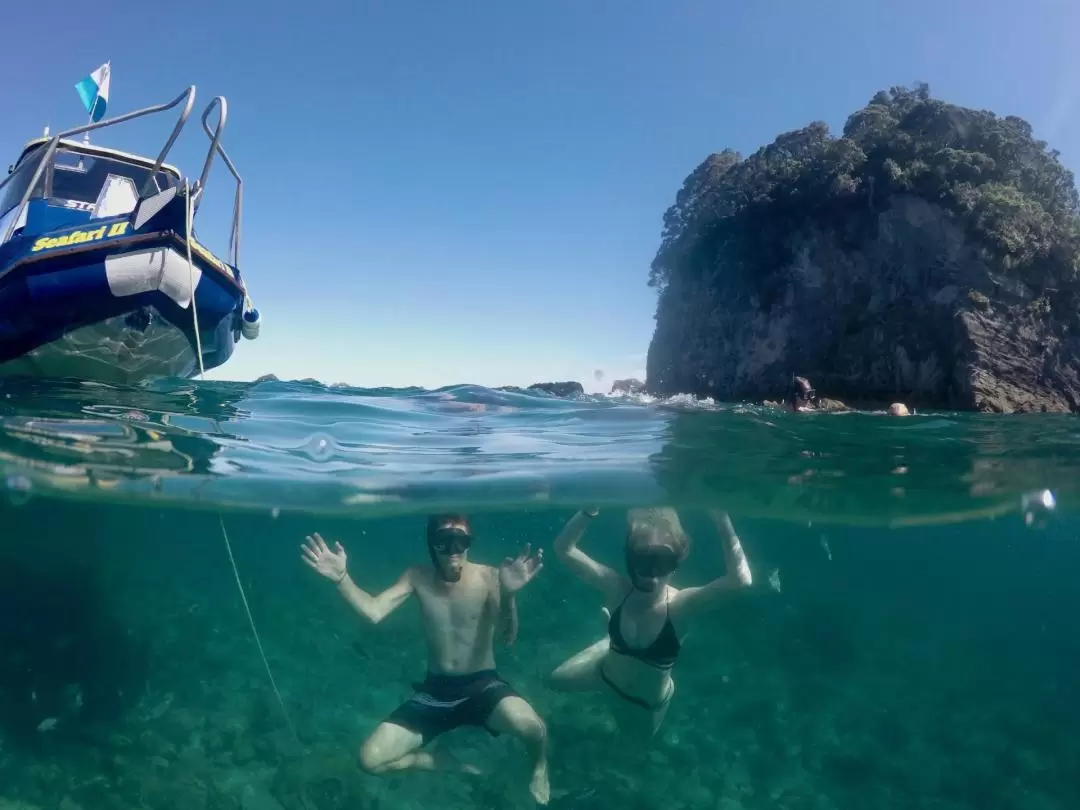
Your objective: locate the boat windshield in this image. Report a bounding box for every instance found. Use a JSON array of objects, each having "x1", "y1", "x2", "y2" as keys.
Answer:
[
  {"x1": 0, "y1": 150, "x2": 45, "y2": 218},
  {"x1": 47, "y1": 149, "x2": 178, "y2": 205}
]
